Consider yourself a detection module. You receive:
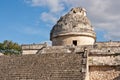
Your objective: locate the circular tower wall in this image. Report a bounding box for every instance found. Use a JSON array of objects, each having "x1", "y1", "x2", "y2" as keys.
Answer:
[{"x1": 50, "y1": 7, "x2": 96, "y2": 46}]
